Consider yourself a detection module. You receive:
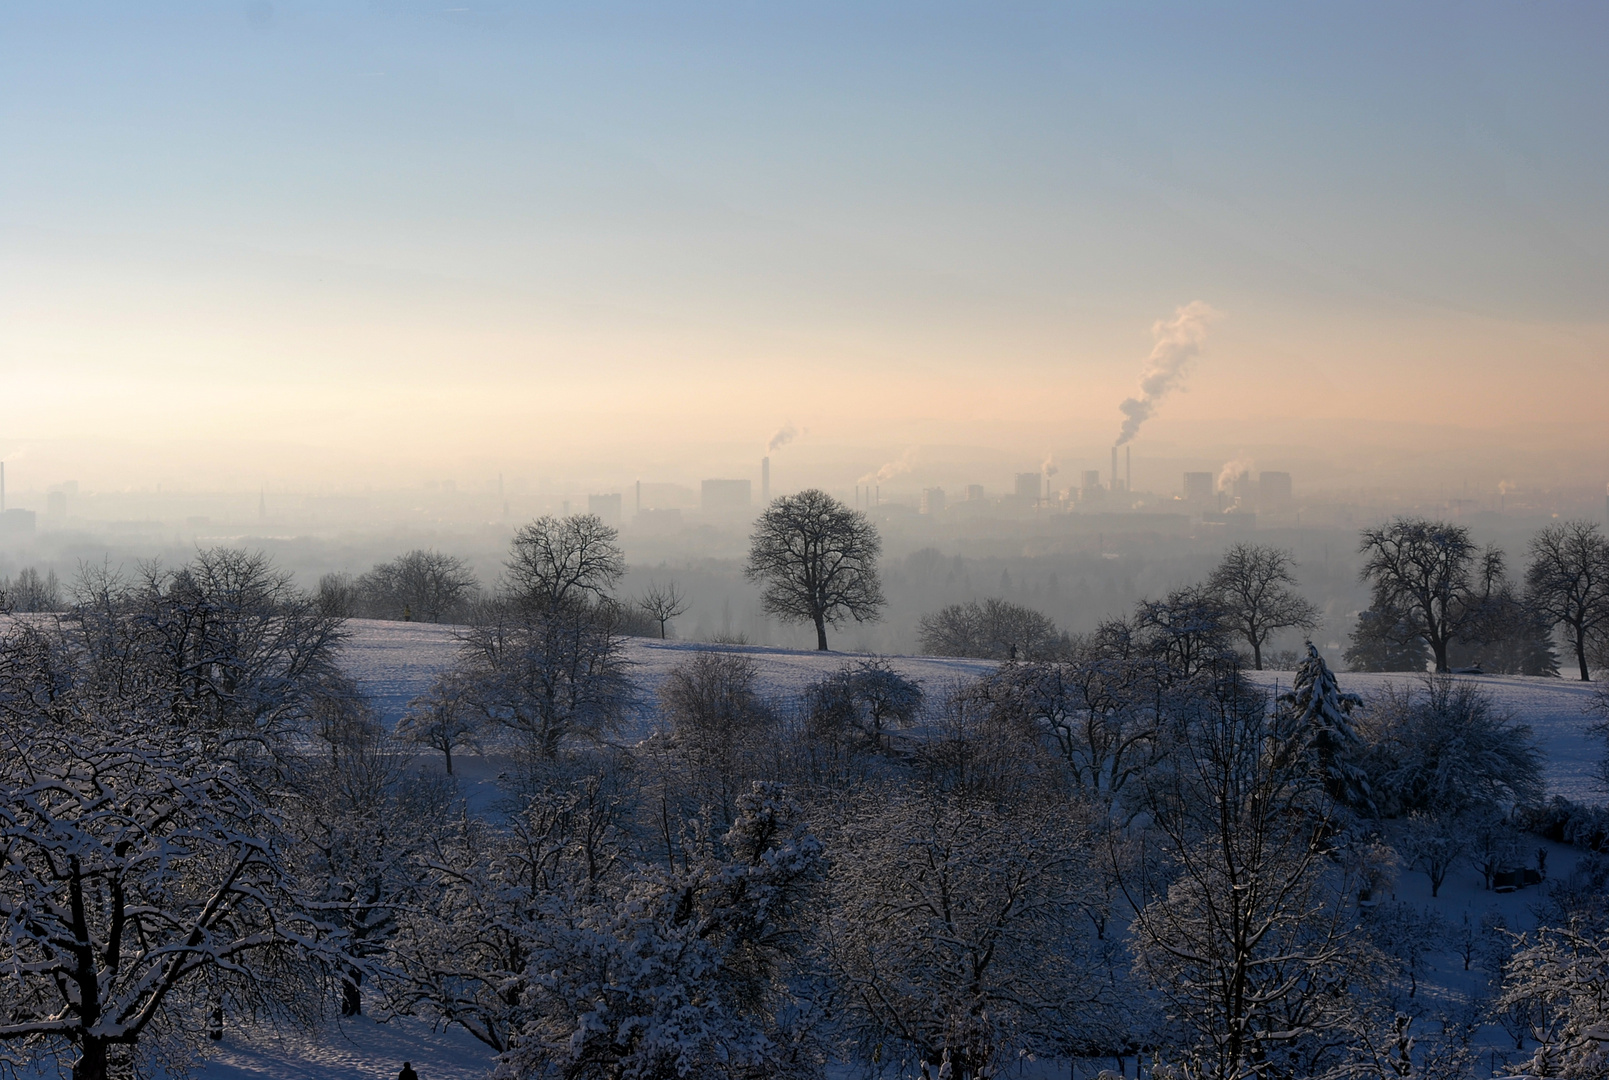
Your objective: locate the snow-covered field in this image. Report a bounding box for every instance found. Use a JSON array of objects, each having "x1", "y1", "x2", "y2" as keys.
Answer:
[{"x1": 171, "y1": 622, "x2": 1607, "y2": 1080}]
